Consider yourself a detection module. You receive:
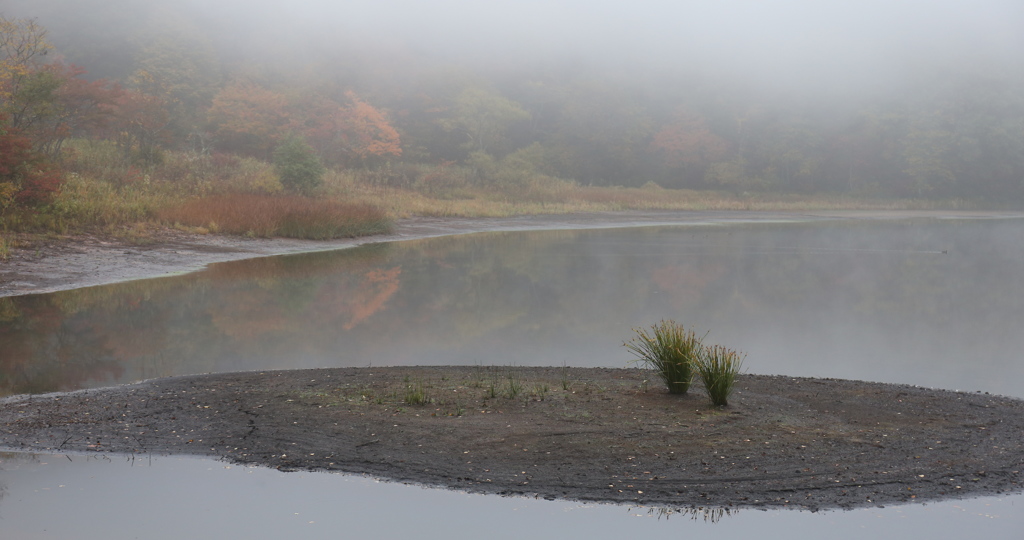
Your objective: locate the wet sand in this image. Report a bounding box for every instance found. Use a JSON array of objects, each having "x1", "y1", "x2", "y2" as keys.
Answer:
[{"x1": 1, "y1": 366, "x2": 1021, "y2": 511}]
